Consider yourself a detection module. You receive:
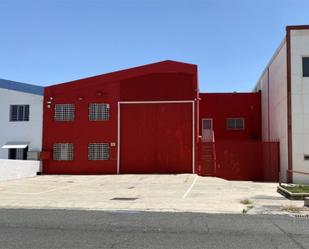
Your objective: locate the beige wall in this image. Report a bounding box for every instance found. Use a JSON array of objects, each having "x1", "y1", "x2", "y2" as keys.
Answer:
[
  {"x1": 290, "y1": 29, "x2": 309, "y2": 183},
  {"x1": 255, "y1": 40, "x2": 288, "y2": 182}
]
